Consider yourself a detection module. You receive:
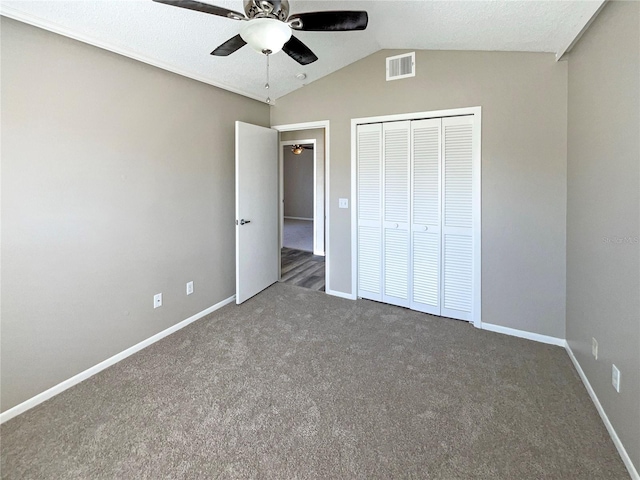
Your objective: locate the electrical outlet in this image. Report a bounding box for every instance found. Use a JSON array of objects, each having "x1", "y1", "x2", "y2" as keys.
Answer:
[
  {"x1": 186, "y1": 281, "x2": 194, "y2": 295},
  {"x1": 154, "y1": 293, "x2": 162, "y2": 309},
  {"x1": 592, "y1": 337, "x2": 598, "y2": 360},
  {"x1": 612, "y1": 365, "x2": 620, "y2": 392}
]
